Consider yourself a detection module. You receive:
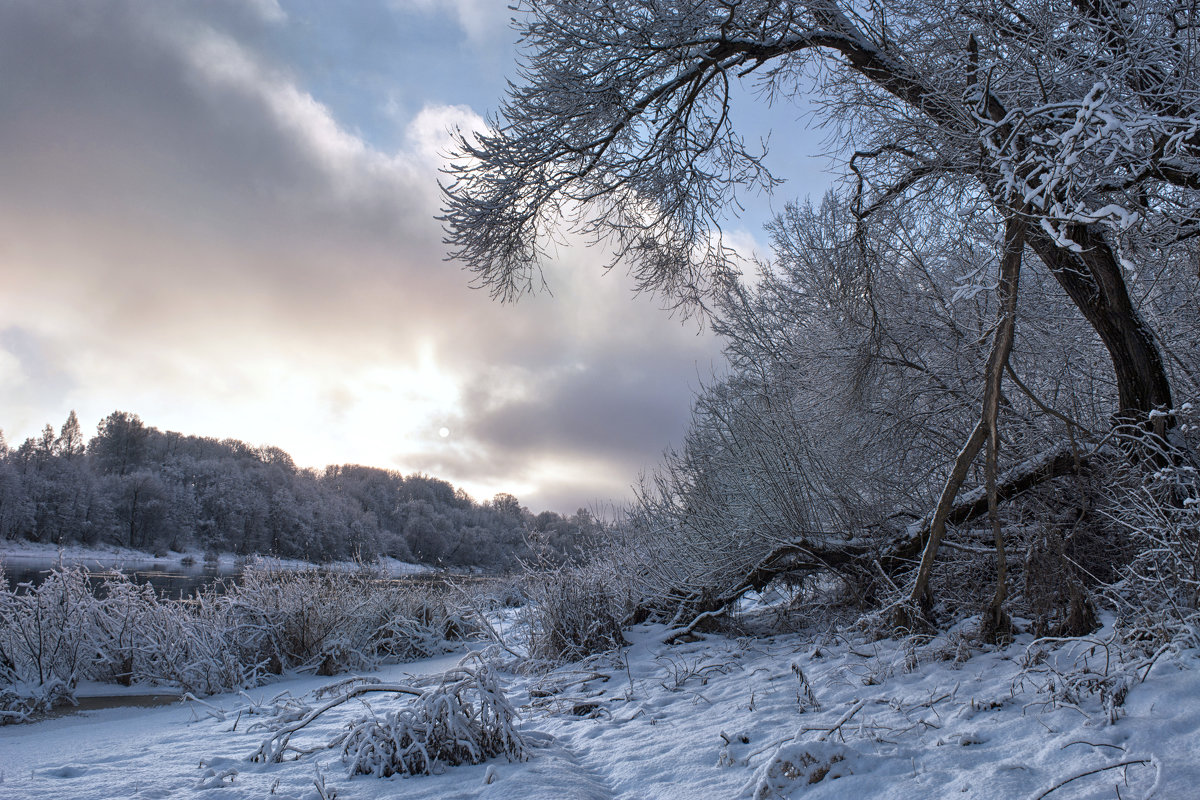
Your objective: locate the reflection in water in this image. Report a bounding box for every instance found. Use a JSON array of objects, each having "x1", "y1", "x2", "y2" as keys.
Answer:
[
  {"x1": 0, "y1": 556, "x2": 452, "y2": 597},
  {"x1": 54, "y1": 693, "x2": 183, "y2": 716},
  {"x1": 0, "y1": 558, "x2": 241, "y2": 598}
]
